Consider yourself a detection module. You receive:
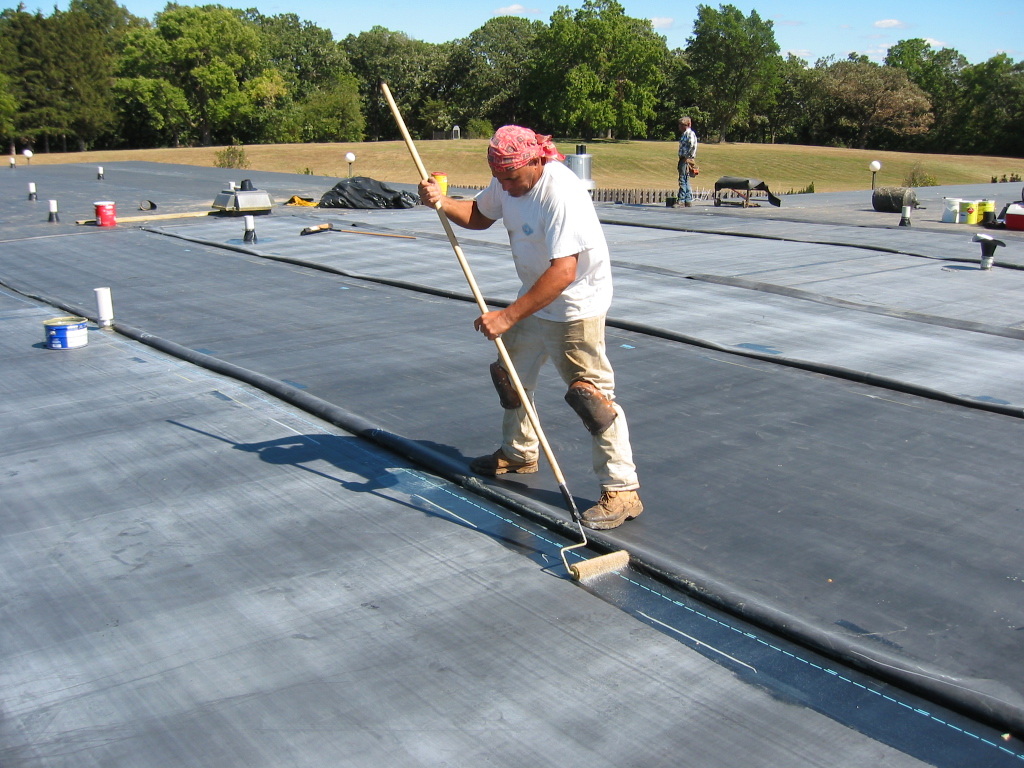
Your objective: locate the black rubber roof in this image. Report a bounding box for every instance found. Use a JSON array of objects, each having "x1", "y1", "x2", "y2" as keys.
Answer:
[{"x1": 2, "y1": 161, "x2": 1023, "y2": 767}]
